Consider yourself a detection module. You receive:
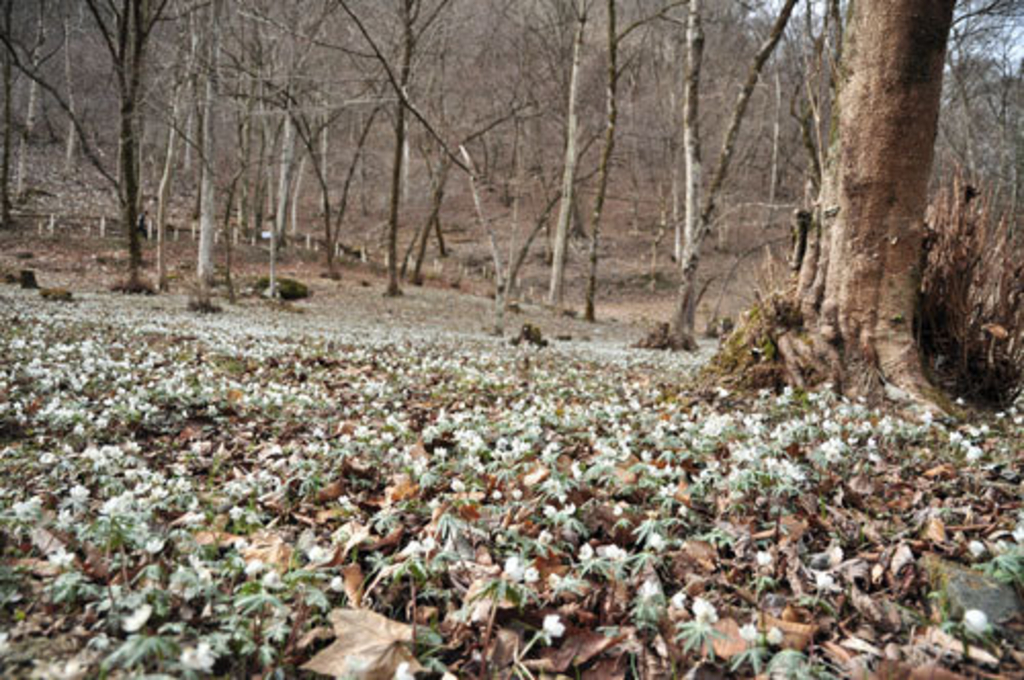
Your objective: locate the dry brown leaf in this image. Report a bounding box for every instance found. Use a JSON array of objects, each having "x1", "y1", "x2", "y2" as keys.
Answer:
[
  {"x1": 241, "y1": 530, "x2": 293, "y2": 571},
  {"x1": 540, "y1": 629, "x2": 624, "y2": 672},
  {"x1": 759, "y1": 614, "x2": 816, "y2": 651},
  {"x1": 385, "y1": 474, "x2": 419, "y2": 505},
  {"x1": 710, "y1": 618, "x2": 747, "y2": 660},
  {"x1": 922, "y1": 517, "x2": 947, "y2": 544},
  {"x1": 316, "y1": 480, "x2": 345, "y2": 504},
  {"x1": 682, "y1": 541, "x2": 718, "y2": 573},
  {"x1": 193, "y1": 530, "x2": 246, "y2": 548},
  {"x1": 302, "y1": 609, "x2": 424, "y2": 679},
  {"x1": 342, "y1": 563, "x2": 365, "y2": 608},
  {"x1": 915, "y1": 628, "x2": 1000, "y2": 667},
  {"x1": 523, "y1": 464, "x2": 550, "y2": 487}
]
